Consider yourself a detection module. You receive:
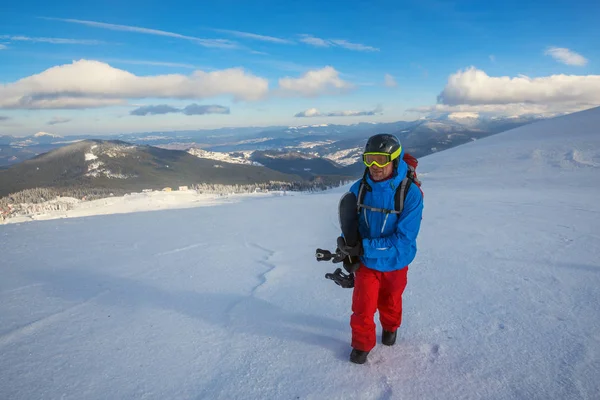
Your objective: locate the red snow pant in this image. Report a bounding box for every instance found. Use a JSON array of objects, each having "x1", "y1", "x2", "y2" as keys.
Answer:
[{"x1": 351, "y1": 265, "x2": 408, "y2": 352}]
